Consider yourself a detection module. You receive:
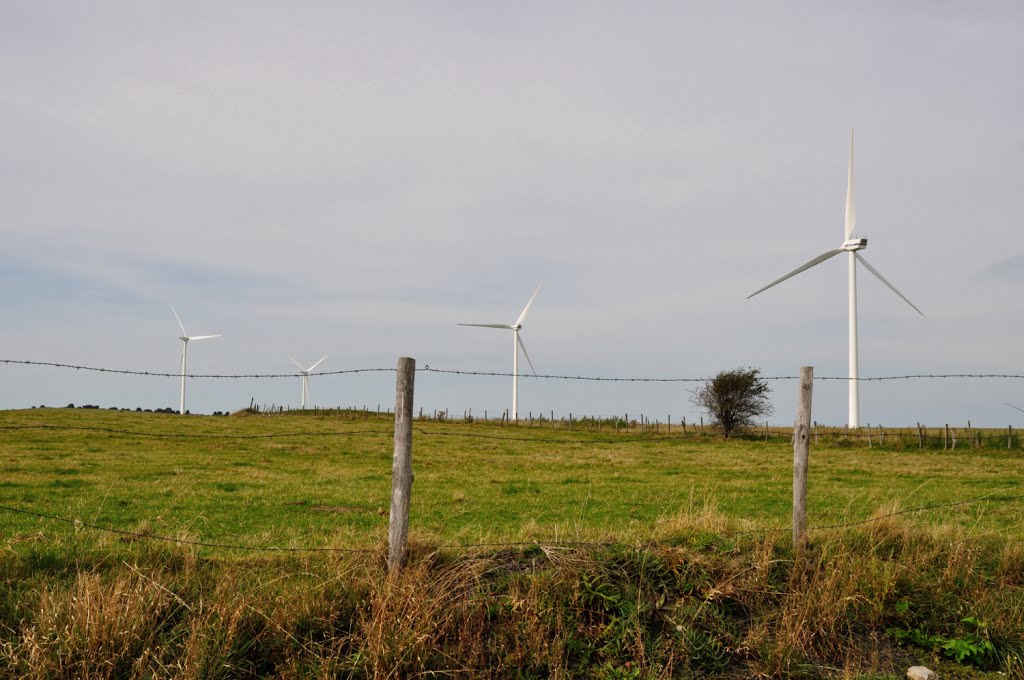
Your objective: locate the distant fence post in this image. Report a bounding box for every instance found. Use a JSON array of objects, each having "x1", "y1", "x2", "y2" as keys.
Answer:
[
  {"x1": 793, "y1": 366, "x2": 813, "y2": 549},
  {"x1": 388, "y1": 357, "x2": 415, "y2": 577}
]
